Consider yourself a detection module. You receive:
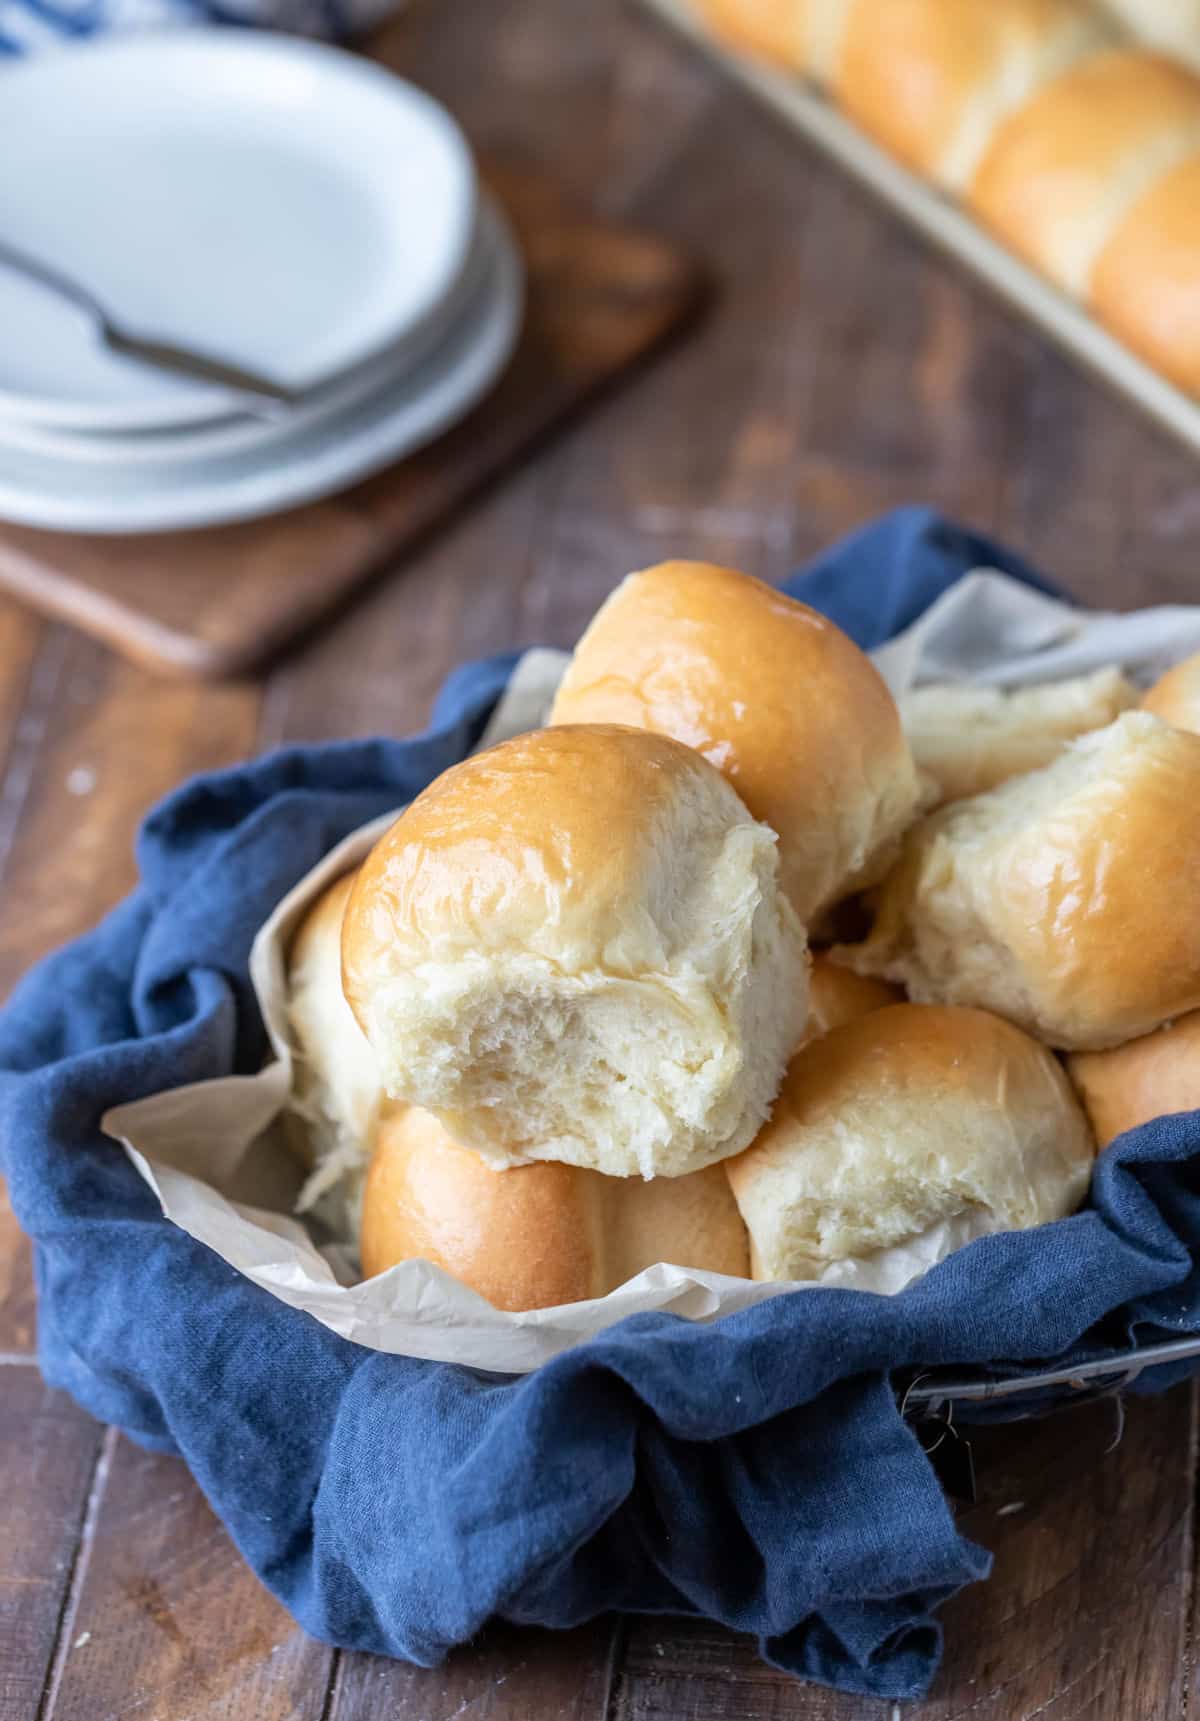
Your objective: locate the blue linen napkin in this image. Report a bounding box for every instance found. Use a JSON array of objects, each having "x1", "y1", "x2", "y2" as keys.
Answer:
[{"x1": 5, "y1": 506, "x2": 1200, "y2": 1702}]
